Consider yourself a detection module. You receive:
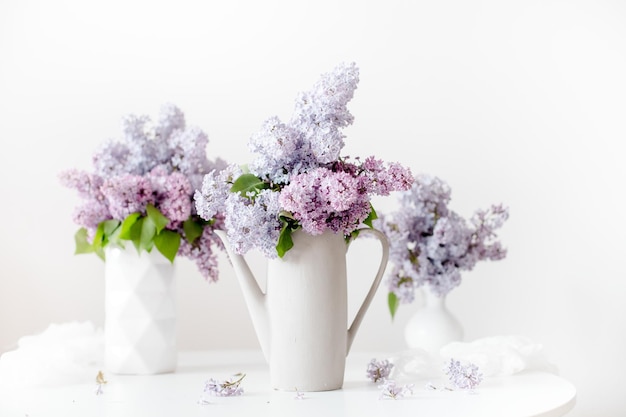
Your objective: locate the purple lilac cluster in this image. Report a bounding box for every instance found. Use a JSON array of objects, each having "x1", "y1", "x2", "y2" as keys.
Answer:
[
  {"x1": 194, "y1": 63, "x2": 413, "y2": 258},
  {"x1": 60, "y1": 104, "x2": 227, "y2": 281},
  {"x1": 366, "y1": 358, "x2": 394, "y2": 383},
  {"x1": 376, "y1": 173, "x2": 509, "y2": 302},
  {"x1": 444, "y1": 358, "x2": 483, "y2": 390}
]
